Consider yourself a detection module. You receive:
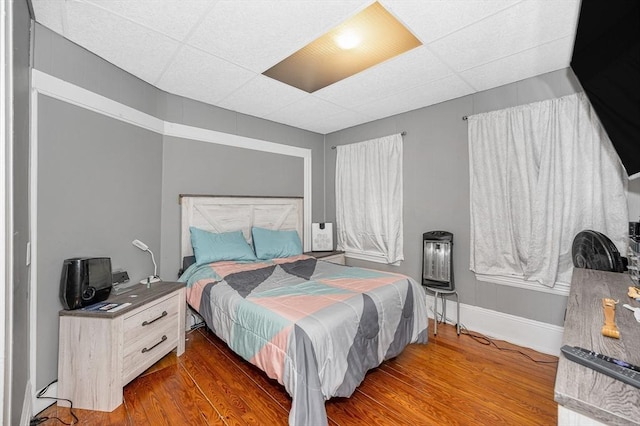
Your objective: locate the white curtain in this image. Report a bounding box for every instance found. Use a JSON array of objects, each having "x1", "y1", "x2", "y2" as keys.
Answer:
[
  {"x1": 335, "y1": 134, "x2": 404, "y2": 264},
  {"x1": 469, "y1": 92, "x2": 628, "y2": 287}
]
